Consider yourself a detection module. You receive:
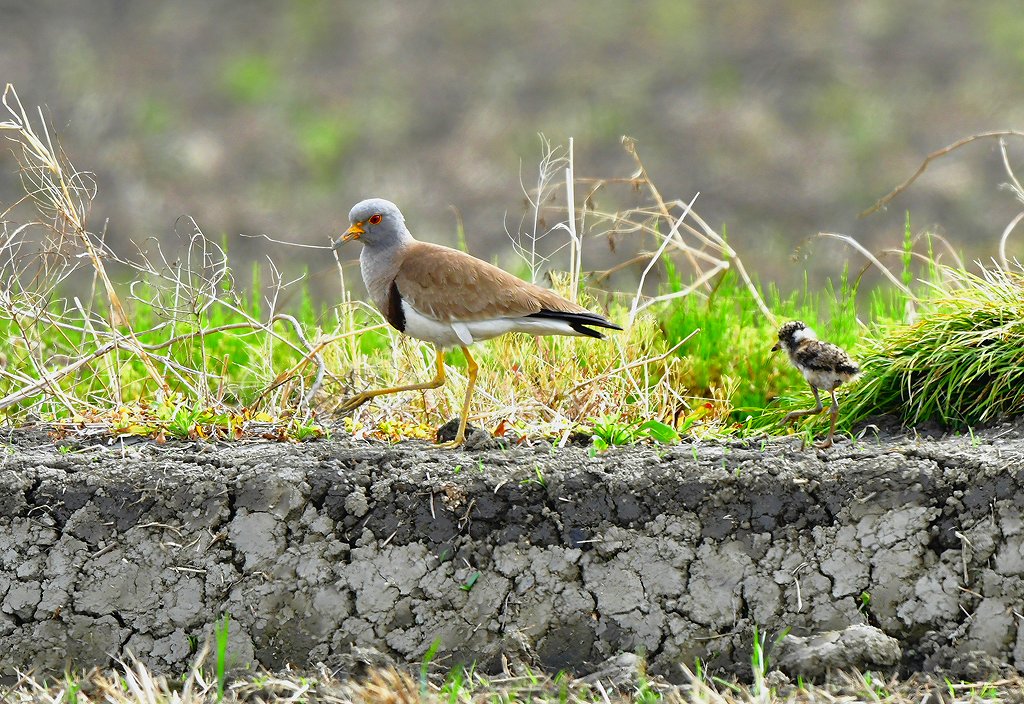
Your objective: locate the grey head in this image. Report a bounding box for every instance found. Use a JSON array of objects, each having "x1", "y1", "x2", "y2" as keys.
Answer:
[
  {"x1": 772, "y1": 320, "x2": 815, "y2": 353},
  {"x1": 337, "y1": 198, "x2": 413, "y2": 250}
]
